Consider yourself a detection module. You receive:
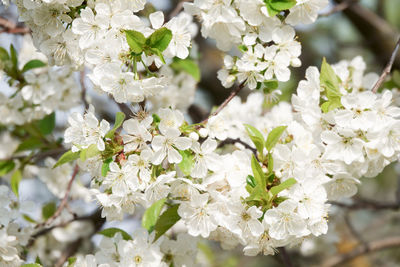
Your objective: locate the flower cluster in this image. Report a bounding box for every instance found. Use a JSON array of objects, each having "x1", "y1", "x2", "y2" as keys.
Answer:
[
  {"x1": 14, "y1": 0, "x2": 199, "y2": 108},
  {"x1": 184, "y1": 0, "x2": 328, "y2": 89},
  {"x1": 0, "y1": 36, "x2": 80, "y2": 125}
]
